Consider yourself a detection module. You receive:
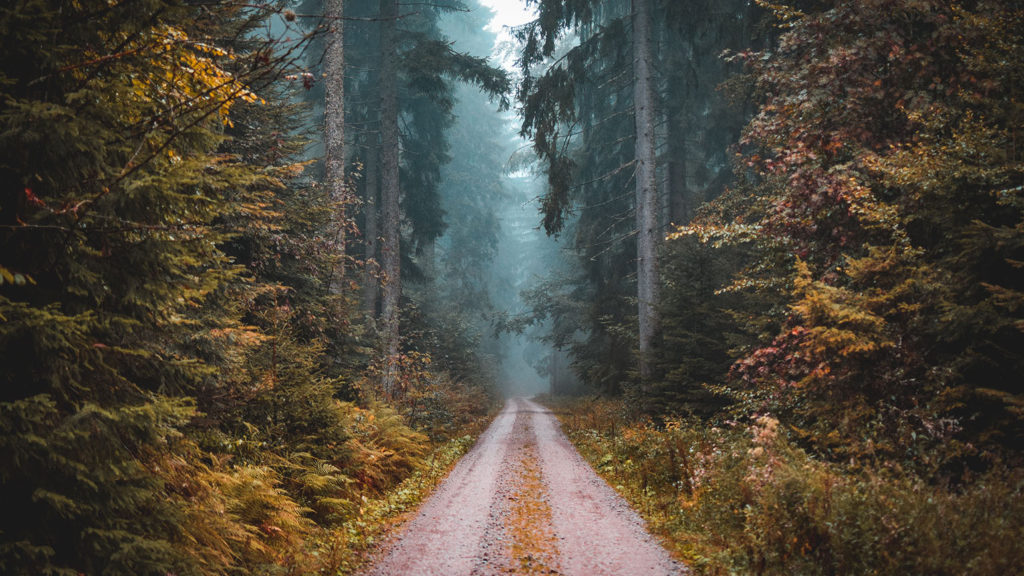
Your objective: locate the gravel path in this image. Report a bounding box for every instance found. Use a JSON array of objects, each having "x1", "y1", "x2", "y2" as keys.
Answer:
[{"x1": 362, "y1": 397, "x2": 686, "y2": 576}]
